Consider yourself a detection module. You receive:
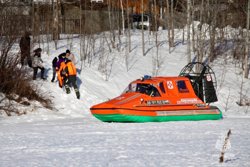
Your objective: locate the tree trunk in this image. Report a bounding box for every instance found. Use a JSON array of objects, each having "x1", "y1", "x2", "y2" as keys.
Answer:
[
  {"x1": 126, "y1": 0, "x2": 131, "y2": 52},
  {"x1": 170, "y1": 0, "x2": 174, "y2": 47},
  {"x1": 120, "y1": 0, "x2": 125, "y2": 35},
  {"x1": 209, "y1": 0, "x2": 217, "y2": 63},
  {"x1": 52, "y1": 0, "x2": 61, "y2": 43},
  {"x1": 244, "y1": 0, "x2": 250, "y2": 78},
  {"x1": 141, "y1": 0, "x2": 145, "y2": 56},
  {"x1": 153, "y1": 0, "x2": 160, "y2": 76},
  {"x1": 187, "y1": 0, "x2": 191, "y2": 63},
  {"x1": 197, "y1": 0, "x2": 204, "y2": 63},
  {"x1": 166, "y1": 0, "x2": 171, "y2": 52},
  {"x1": 32, "y1": 1, "x2": 35, "y2": 40},
  {"x1": 108, "y1": 0, "x2": 115, "y2": 49}
]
